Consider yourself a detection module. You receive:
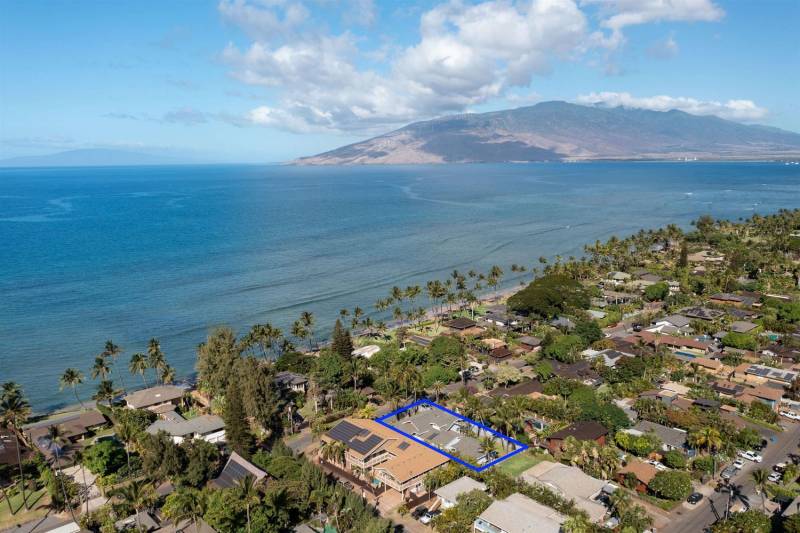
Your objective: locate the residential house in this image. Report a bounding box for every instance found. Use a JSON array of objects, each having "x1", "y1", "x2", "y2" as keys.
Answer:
[
  {"x1": 517, "y1": 336, "x2": 542, "y2": 352},
  {"x1": 617, "y1": 461, "x2": 658, "y2": 493},
  {"x1": 550, "y1": 316, "x2": 575, "y2": 330},
  {"x1": 683, "y1": 307, "x2": 725, "y2": 321},
  {"x1": 607, "y1": 271, "x2": 632, "y2": 285},
  {"x1": 585, "y1": 348, "x2": 635, "y2": 368},
  {"x1": 687, "y1": 250, "x2": 725, "y2": 263},
  {"x1": 625, "y1": 332, "x2": 711, "y2": 354},
  {"x1": 211, "y1": 451, "x2": 268, "y2": 489},
  {"x1": 24, "y1": 410, "x2": 107, "y2": 445},
  {"x1": 115, "y1": 511, "x2": 160, "y2": 531},
  {"x1": 390, "y1": 406, "x2": 491, "y2": 464},
  {"x1": 444, "y1": 317, "x2": 484, "y2": 337},
  {"x1": 550, "y1": 360, "x2": 602, "y2": 385},
  {"x1": 520, "y1": 461, "x2": 612, "y2": 522},
  {"x1": 434, "y1": 476, "x2": 487, "y2": 509},
  {"x1": 709, "y1": 293, "x2": 759, "y2": 308},
  {"x1": 275, "y1": 371, "x2": 309, "y2": 394},
  {"x1": 482, "y1": 338, "x2": 507, "y2": 351},
  {"x1": 323, "y1": 418, "x2": 448, "y2": 498},
  {"x1": 489, "y1": 346, "x2": 514, "y2": 363},
  {"x1": 488, "y1": 379, "x2": 544, "y2": 399},
  {"x1": 629, "y1": 421, "x2": 687, "y2": 451},
  {"x1": 738, "y1": 384, "x2": 784, "y2": 412},
  {"x1": 545, "y1": 421, "x2": 608, "y2": 454},
  {"x1": 154, "y1": 518, "x2": 217, "y2": 533},
  {"x1": 733, "y1": 364, "x2": 799, "y2": 387},
  {"x1": 652, "y1": 314, "x2": 692, "y2": 331},
  {"x1": 407, "y1": 335, "x2": 433, "y2": 348},
  {"x1": 124, "y1": 385, "x2": 186, "y2": 412},
  {"x1": 730, "y1": 321, "x2": 758, "y2": 334},
  {"x1": 483, "y1": 305, "x2": 522, "y2": 328},
  {"x1": 602, "y1": 290, "x2": 637, "y2": 305},
  {"x1": 146, "y1": 414, "x2": 226, "y2": 444},
  {"x1": 474, "y1": 493, "x2": 566, "y2": 533},
  {"x1": 710, "y1": 380, "x2": 747, "y2": 398},
  {"x1": 352, "y1": 345, "x2": 381, "y2": 359}
]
